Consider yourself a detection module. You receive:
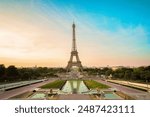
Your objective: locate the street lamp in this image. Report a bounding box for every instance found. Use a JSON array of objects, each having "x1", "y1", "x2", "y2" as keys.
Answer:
[
  {"x1": 96, "y1": 72, "x2": 99, "y2": 78},
  {"x1": 146, "y1": 79, "x2": 149, "y2": 92}
]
